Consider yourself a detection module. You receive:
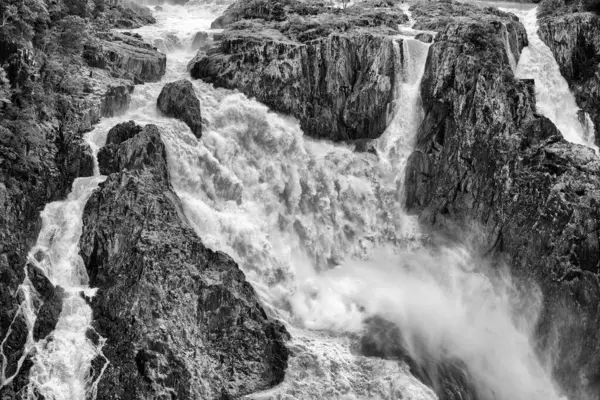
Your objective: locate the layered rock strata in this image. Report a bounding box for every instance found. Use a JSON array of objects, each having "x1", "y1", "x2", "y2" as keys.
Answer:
[
  {"x1": 84, "y1": 32, "x2": 167, "y2": 83},
  {"x1": 191, "y1": 0, "x2": 409, "y2": 141},
  {"x1": 157, "y1": 79, "x2": 203, "y2": 138}
]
